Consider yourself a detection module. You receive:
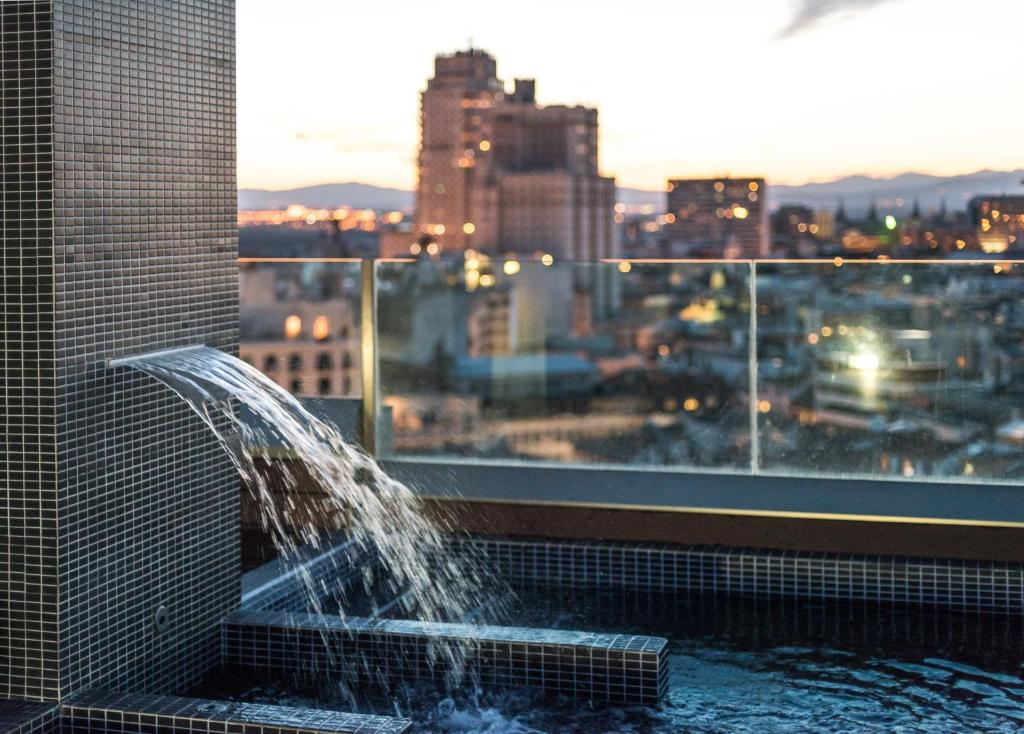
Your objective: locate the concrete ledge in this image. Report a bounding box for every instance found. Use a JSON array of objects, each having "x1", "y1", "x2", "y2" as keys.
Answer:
[
  {"x1": 223, "y1": 610, "x2": 669, "y2": 705},
  {"x1": 61, "y1": 691, "x2": 410, "y2": 734}
]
